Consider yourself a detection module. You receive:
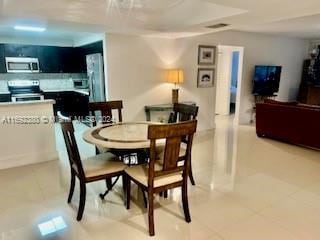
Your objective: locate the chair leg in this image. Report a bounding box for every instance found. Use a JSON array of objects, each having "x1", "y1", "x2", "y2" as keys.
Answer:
[
  {"x1": 67, "y1": 172, "x2": 76, "y2": 203},
  {"x1": 148, "y1": 191, "x2": 155, "y2": 236},
  {"x1": 122, "y1": 175, "x2": 126, "y2": 206},
  {"x1": 182, "y1": 180, "x2": 191, "y2": 223},
  {"x1": 141, "y1": 188, "x2": 148, "y2": 208},
  {"x1": 77, "y1": 181, "x2": 86, "y2": 221},
  {"x1": 164, "y1": 190, "x2": 168, "y2": 198},
  {"x1": 126, "y1": 177, "x2": 131, "y2": 210},
  {"x1": 189, "y1": 162, "x2": 196, "y2": 186}
]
